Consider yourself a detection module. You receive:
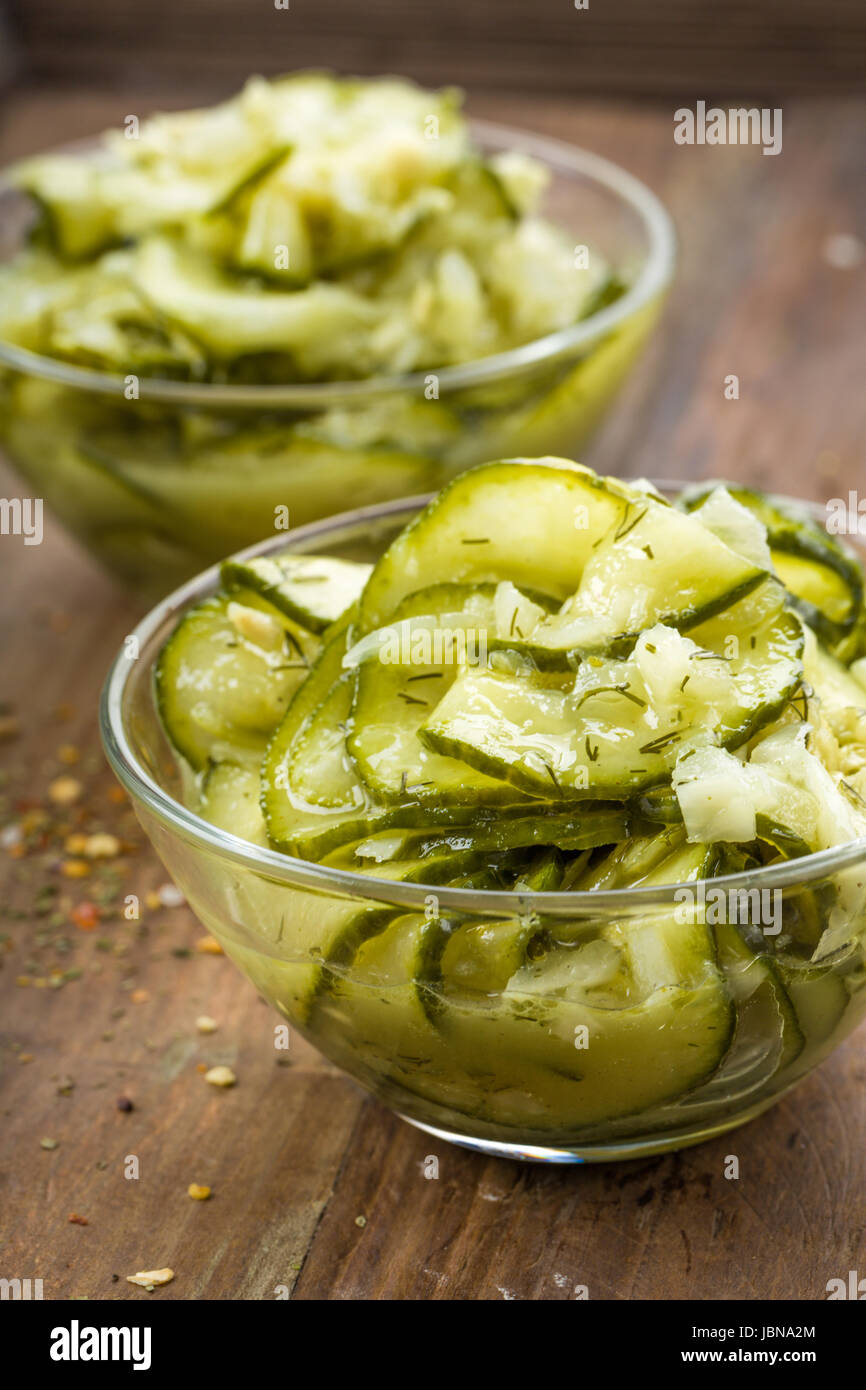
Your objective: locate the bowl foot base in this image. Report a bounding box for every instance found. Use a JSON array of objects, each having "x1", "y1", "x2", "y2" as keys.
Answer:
[{"x1": 398, "y1": 1096, "x2": 780, "y2": 1163}]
